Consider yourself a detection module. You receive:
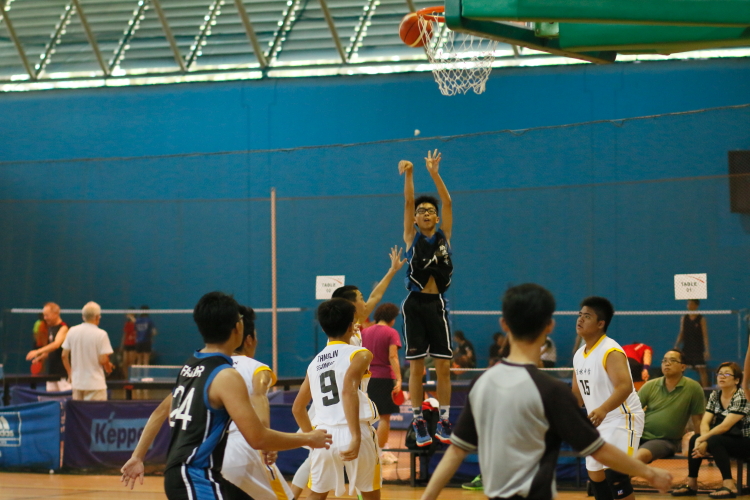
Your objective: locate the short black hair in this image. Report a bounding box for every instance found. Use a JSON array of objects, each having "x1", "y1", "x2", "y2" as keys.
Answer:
[
  {"x1": 454, "y1": 330, "x2": 467, "y2": 342},
  {"x1": 414, "y1": 195, "x2": 440, "y2": 216},
  {"x1": 664, "y1": 348, "x2": 684, "y2": 363},
  {"x1": 318, "y1": 298, "x2": 356, "y2": 338},
  {"x1": 688, "y1": 299, "x2": 700, "y2": 306},
  {"x1": 580, "y1": 296, "x2": 615, "y2": 332},
  {"x1": 501, "y1": 283, "x2": 556, "y2": 342},
  {"x1": 140, "y1": 304, "x2": 150, "y2": 318},
  {"x1": 331, "y1": 285, "x2": 359, "y2": 303},
  {"x1": 373, "y1": 303, "x2": 399, "y2": 323},
  {"x1": 193, "y1": 291, "x2": 240, "y2": 344},
  {"x1": 240, "y1": 305, "x2": 257, "y2": 340}
]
